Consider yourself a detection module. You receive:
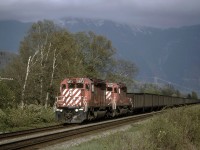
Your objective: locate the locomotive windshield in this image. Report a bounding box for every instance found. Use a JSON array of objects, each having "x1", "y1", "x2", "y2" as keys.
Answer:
[
  {"x1": 68, "y1": 83, "x2": 84, "y2": 89},
  {"x1": 68, "y1": 83, "x2": 75, "y2": 89},
  {"x1": 76, "y1": 83, "x2": 84, "y2": 88},
  {"x1": 107, "y1": 87, "x2": 112, "y2": 91}
]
